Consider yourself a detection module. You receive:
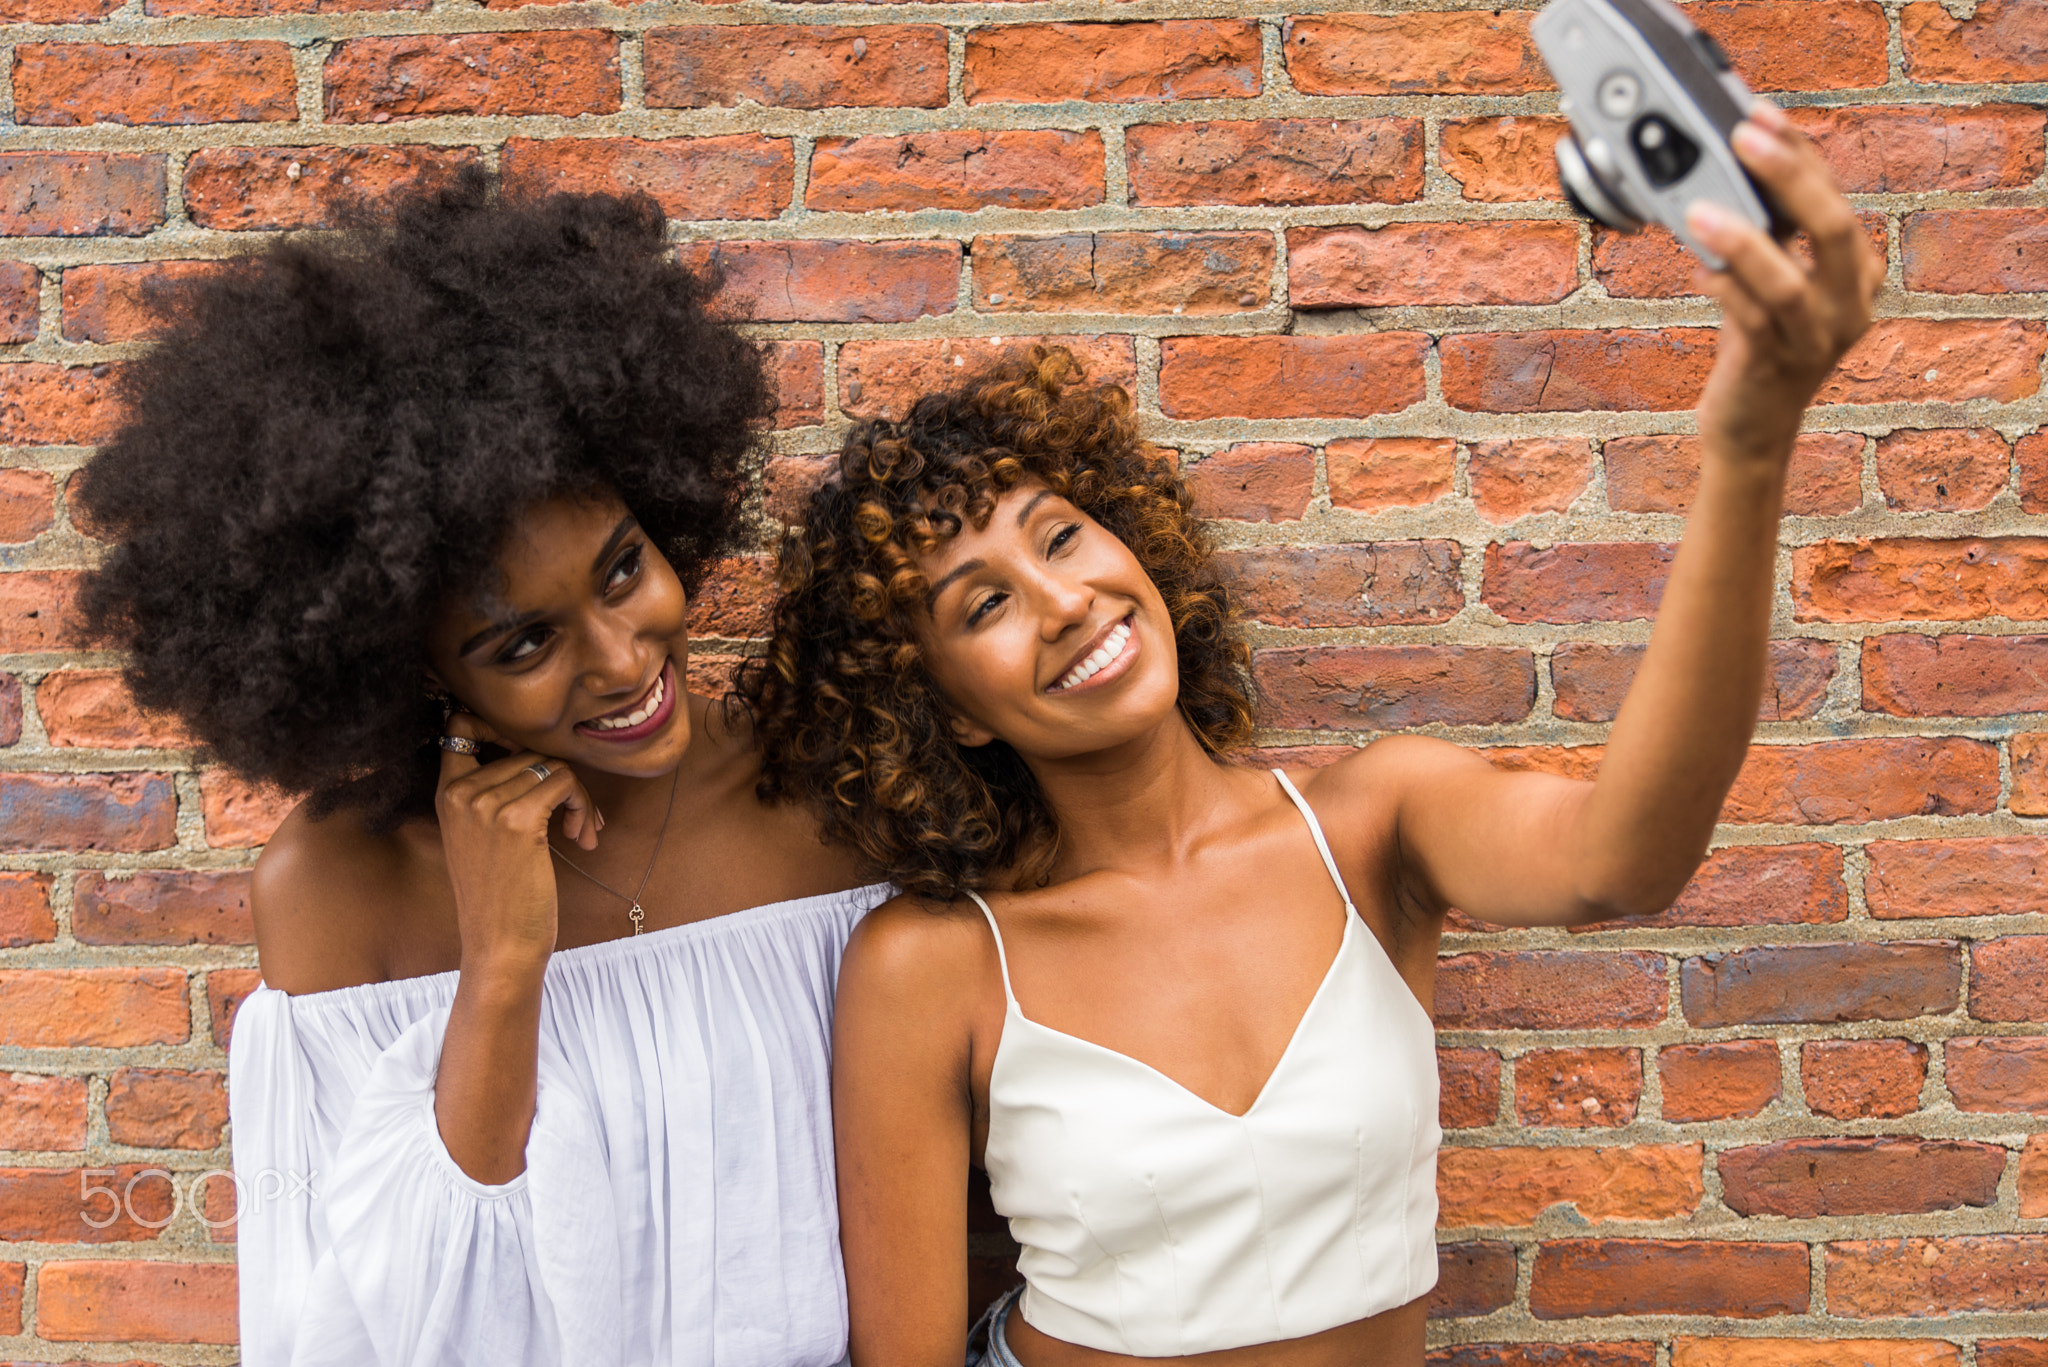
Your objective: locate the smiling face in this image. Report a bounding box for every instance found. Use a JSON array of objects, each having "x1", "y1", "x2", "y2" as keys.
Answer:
[
  {"x1": 915, "y1": 481, "x2": 1182, "y2": 763},
  {"x1": 424, "y1": 490, "x2": 692, "y2": 776}
]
